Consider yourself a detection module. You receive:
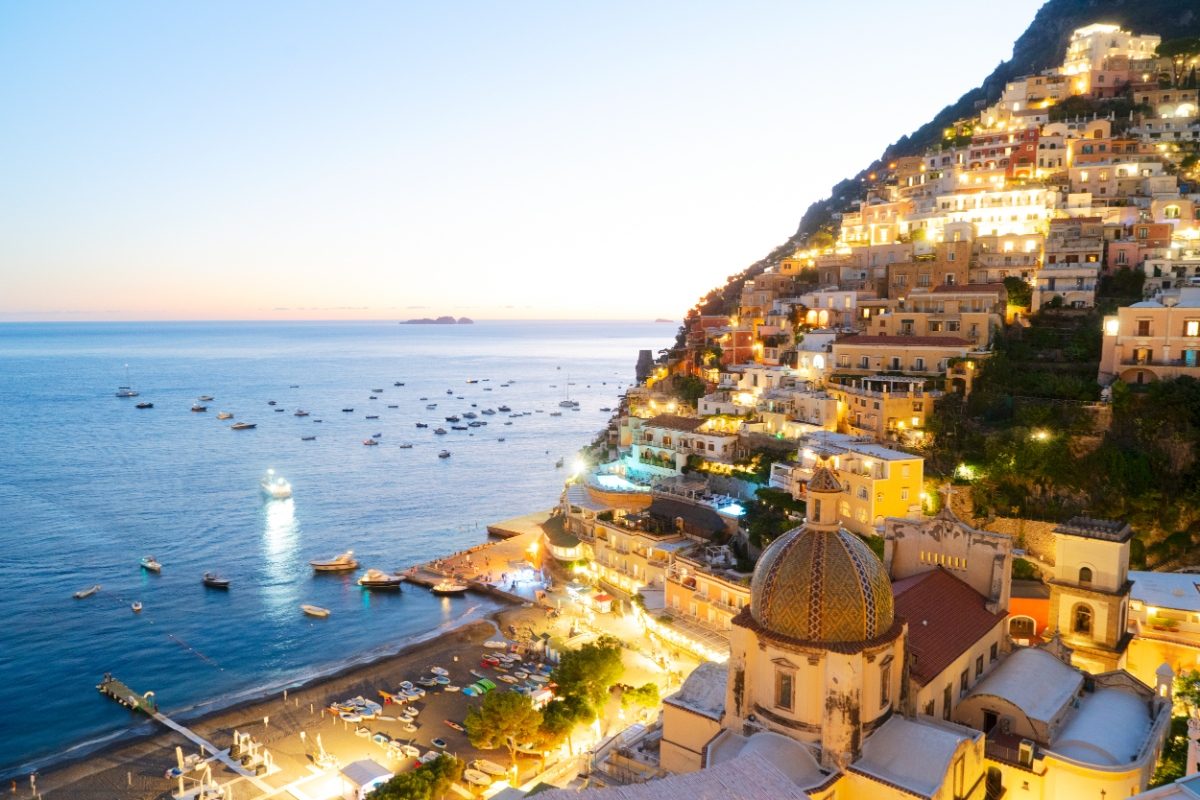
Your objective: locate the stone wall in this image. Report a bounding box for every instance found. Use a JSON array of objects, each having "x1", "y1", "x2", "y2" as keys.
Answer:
[{"x1": 946, "y1": 486, "x2": 1057, "y2": 567}]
